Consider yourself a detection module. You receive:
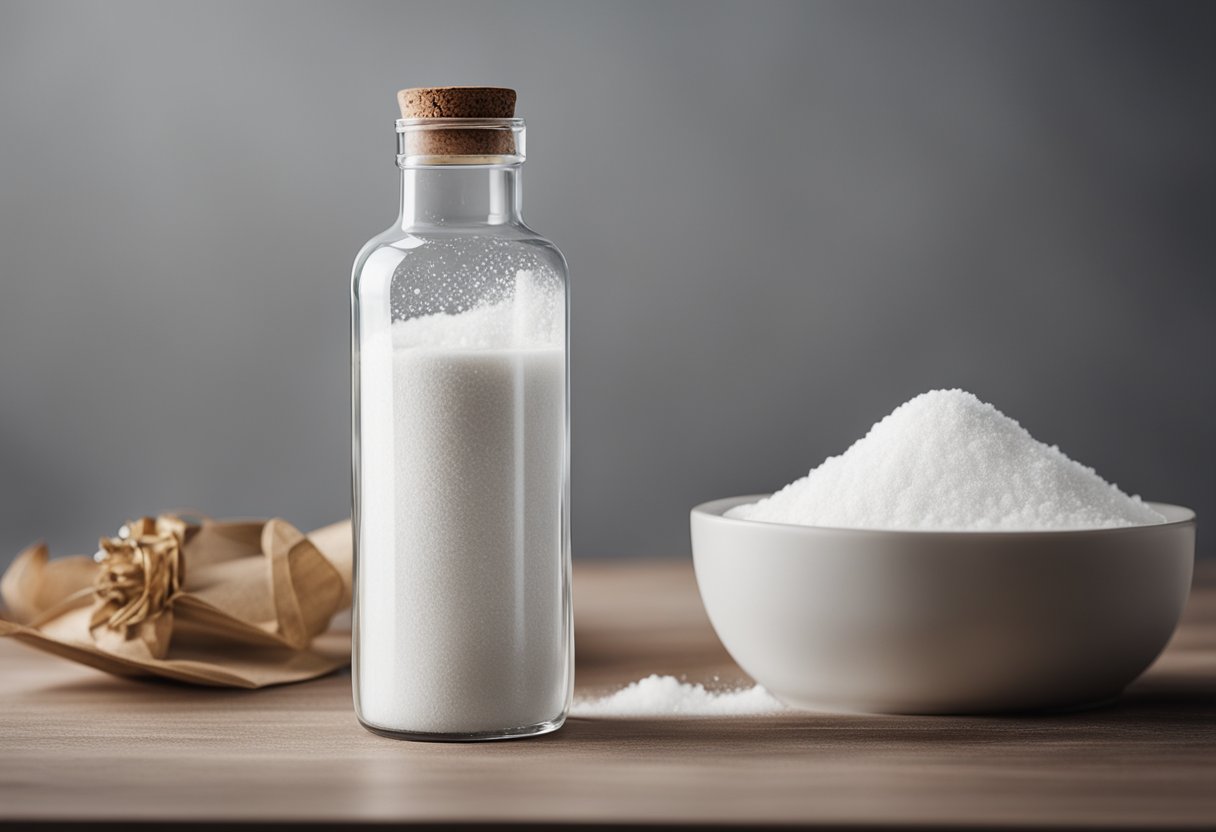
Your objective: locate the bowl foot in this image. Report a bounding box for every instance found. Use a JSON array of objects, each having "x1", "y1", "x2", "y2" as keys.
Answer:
[
  {"x1": 1018, "y1": 691, "x2": 1122, "y2": 716},
  {"x1": 775, "y1": 689, "x2": 1126, "y2": 716}
]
